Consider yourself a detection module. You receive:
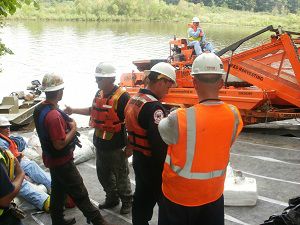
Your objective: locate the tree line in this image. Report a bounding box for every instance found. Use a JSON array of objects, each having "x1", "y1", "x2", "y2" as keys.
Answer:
[{"x1": 165, "y1": 0, "x2": 299, "y2": 14}]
